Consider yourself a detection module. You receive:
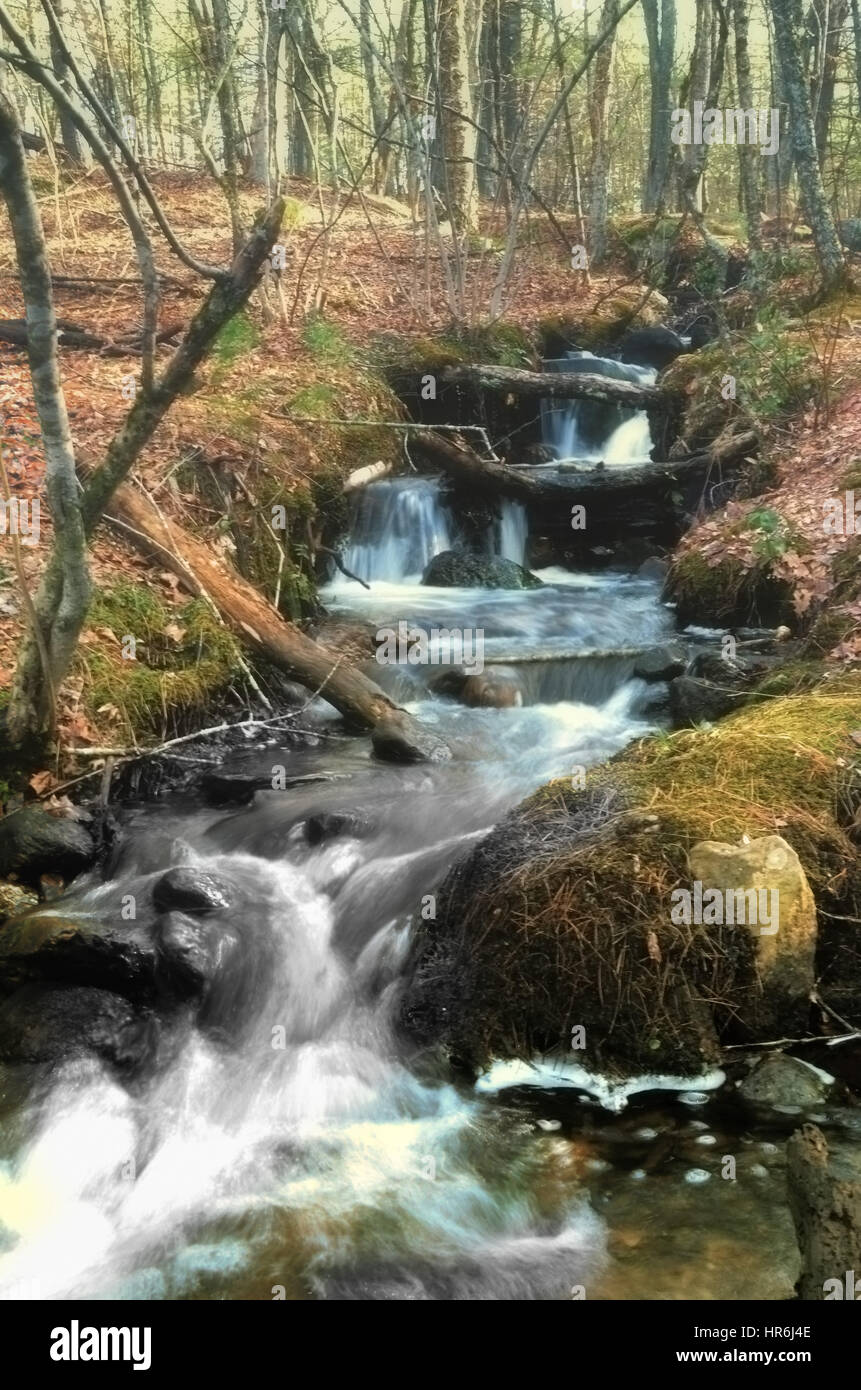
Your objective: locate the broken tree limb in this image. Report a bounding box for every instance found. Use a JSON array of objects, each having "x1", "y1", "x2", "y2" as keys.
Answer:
[
  {"x1": 440, "y1": 362, "x2": 666, "y2": 408},
  {"x1": 87, "y1": 472, "x2": 450, "y2": 764},
  {"x1": 411, "y1": 428, "x2": 542, "y2": 502},
  {"x1": 343, "y1": 459, "x2": 394, "y2": 491}
]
